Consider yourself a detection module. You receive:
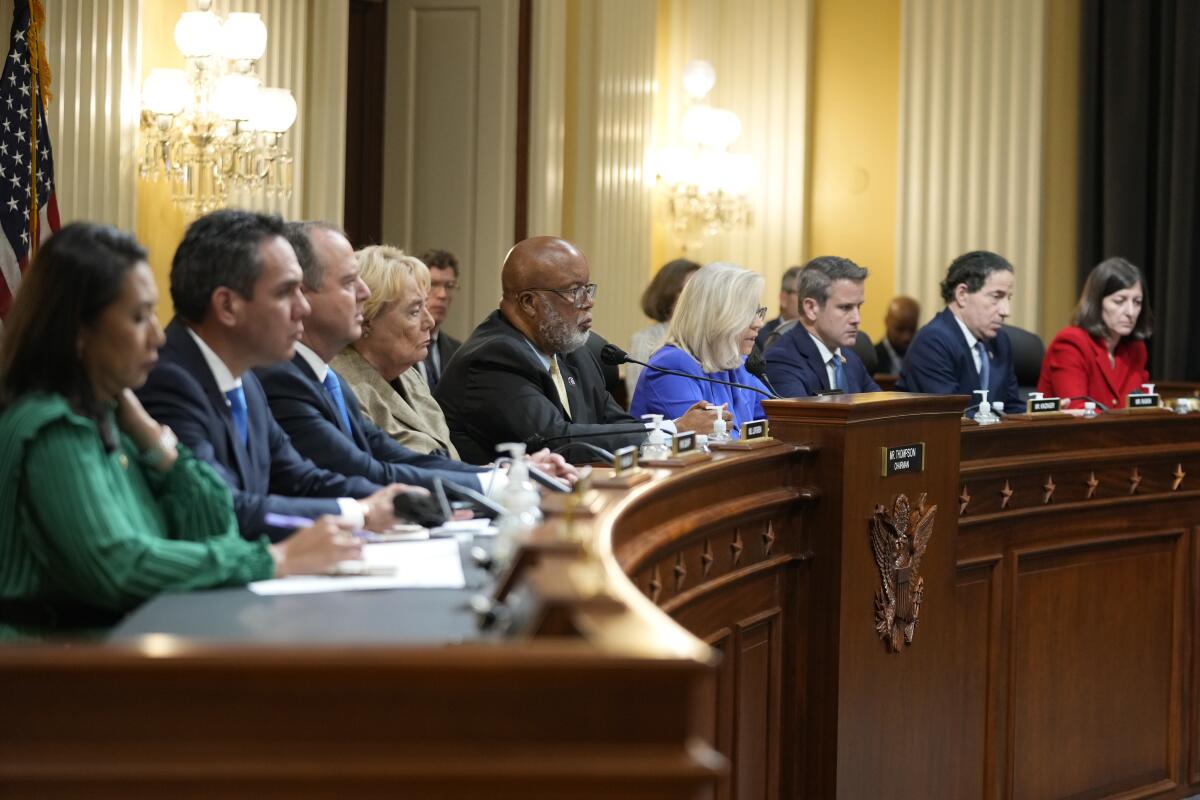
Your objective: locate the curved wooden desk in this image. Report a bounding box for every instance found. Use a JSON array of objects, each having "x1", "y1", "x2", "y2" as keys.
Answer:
[{"x1": 2, "y1": 395, "x2": 1197, "y2": 800}]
